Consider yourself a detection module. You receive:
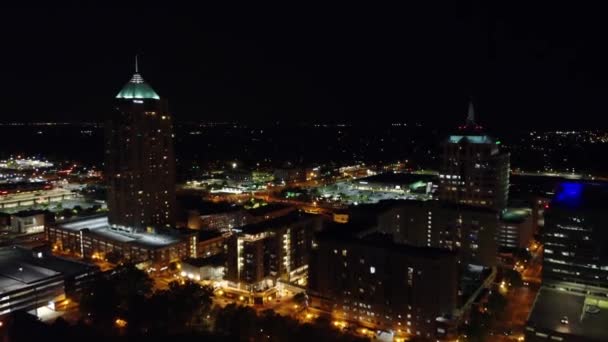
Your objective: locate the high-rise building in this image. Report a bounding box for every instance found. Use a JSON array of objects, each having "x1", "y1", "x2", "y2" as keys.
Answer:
[
  {"x1": 526, "y1": 182, "x2": 608, "y2": 342},
  {"x1": 308, "y1": 226, "x2": 459, "y2": 340},
  {"x1": 541, "y1": 182, "x2": 608, "y2": 294},
  {"x1": 105, "y1": 59, "x2": 176, "y2": 233},
  {"x1": 439, "y1": 102, "x2": 510, "y2": 211},
  {"x1": 381, "y1": 201, "x2": 499, "y2": 267},
  {"x1": 225, "y1": 212, "x2": 321, "y2": 294}
]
